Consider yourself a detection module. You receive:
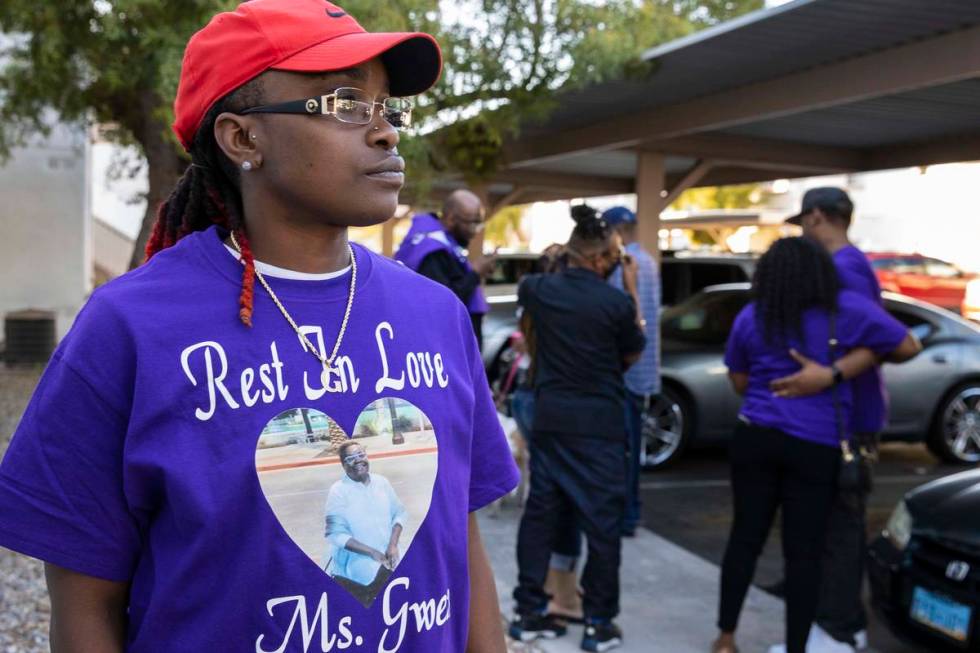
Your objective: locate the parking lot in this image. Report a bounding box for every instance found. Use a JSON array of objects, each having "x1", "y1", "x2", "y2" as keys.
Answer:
[{"x1": 640, "y1": 441, "x2": 968, "y2": 653}]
